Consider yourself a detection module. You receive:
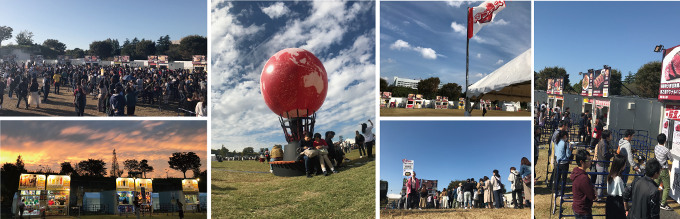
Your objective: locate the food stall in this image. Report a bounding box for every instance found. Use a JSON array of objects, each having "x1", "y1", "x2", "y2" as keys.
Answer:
[
  {"x1": 18, "y1": 174, "x2": 46, "y2": 216},
  {"x1": 581, "y1": 67, "x2": 612, "y2": 129},
  {"x1": 135, "y1": 178, "x2": 153, "y2": 214},
  {"x1": 434, "y1": 96, "x2": 449, "y2": 109},
  {"x1": 381, "y1": 92, "x2": 392, "y2": 108},
  {"x1": 115, "y1": 178, "x2": 135, "y2": 214},
  {"x1": 546, "y1": 78, "x2": 564, "y2": 111},
  {"x1": 45, "y1": 175, "x2": 70, "y2": 216},
  {"x1": 659, "y1": 45, "x2": 680, "y2": 202},
  {"x1": 182, "y1": 179, "x2": 199, "y2": 211}
]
